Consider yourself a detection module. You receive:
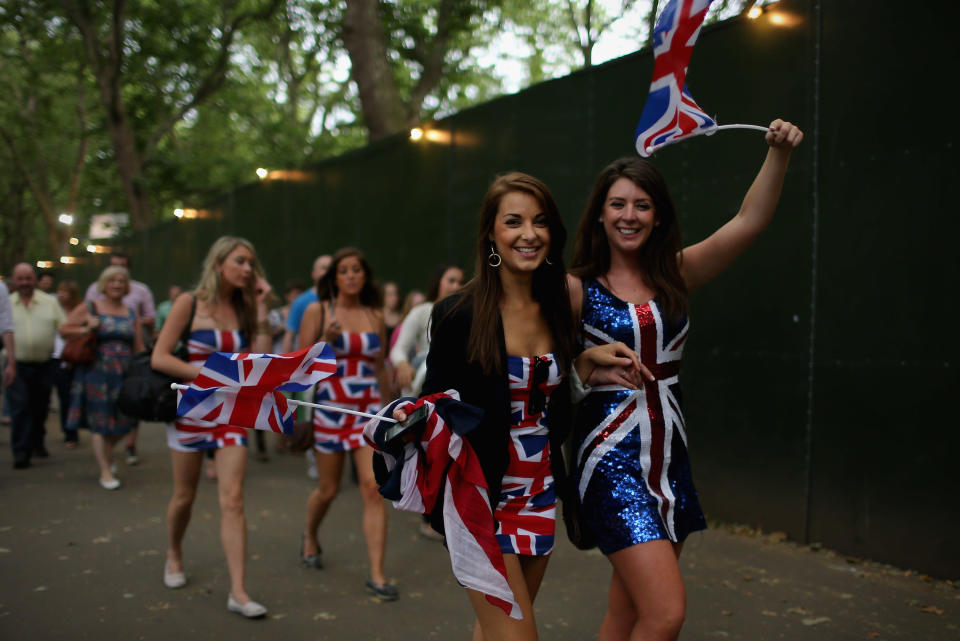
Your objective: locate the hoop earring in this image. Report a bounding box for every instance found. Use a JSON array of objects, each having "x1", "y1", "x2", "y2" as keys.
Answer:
[
  {"x1": 545, "y1": 257, "x2": 553, "y2": 266},
  {"x1": 487, "y1": 243, "x2": 502, "y2": 268}
]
